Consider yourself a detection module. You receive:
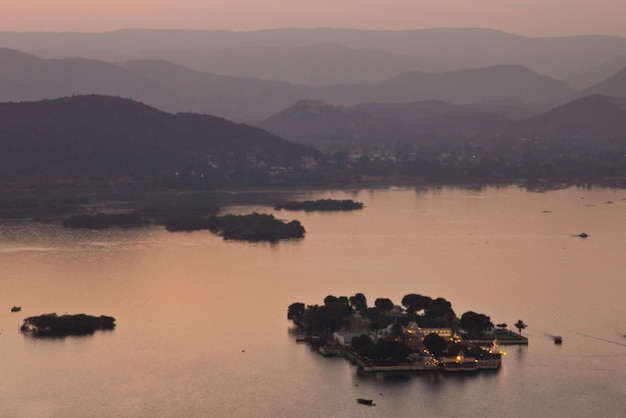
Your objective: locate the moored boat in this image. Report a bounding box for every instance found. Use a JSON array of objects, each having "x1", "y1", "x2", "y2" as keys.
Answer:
[{"x1": 357, "y1": 398, "x2": 375, "y2": 406}]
